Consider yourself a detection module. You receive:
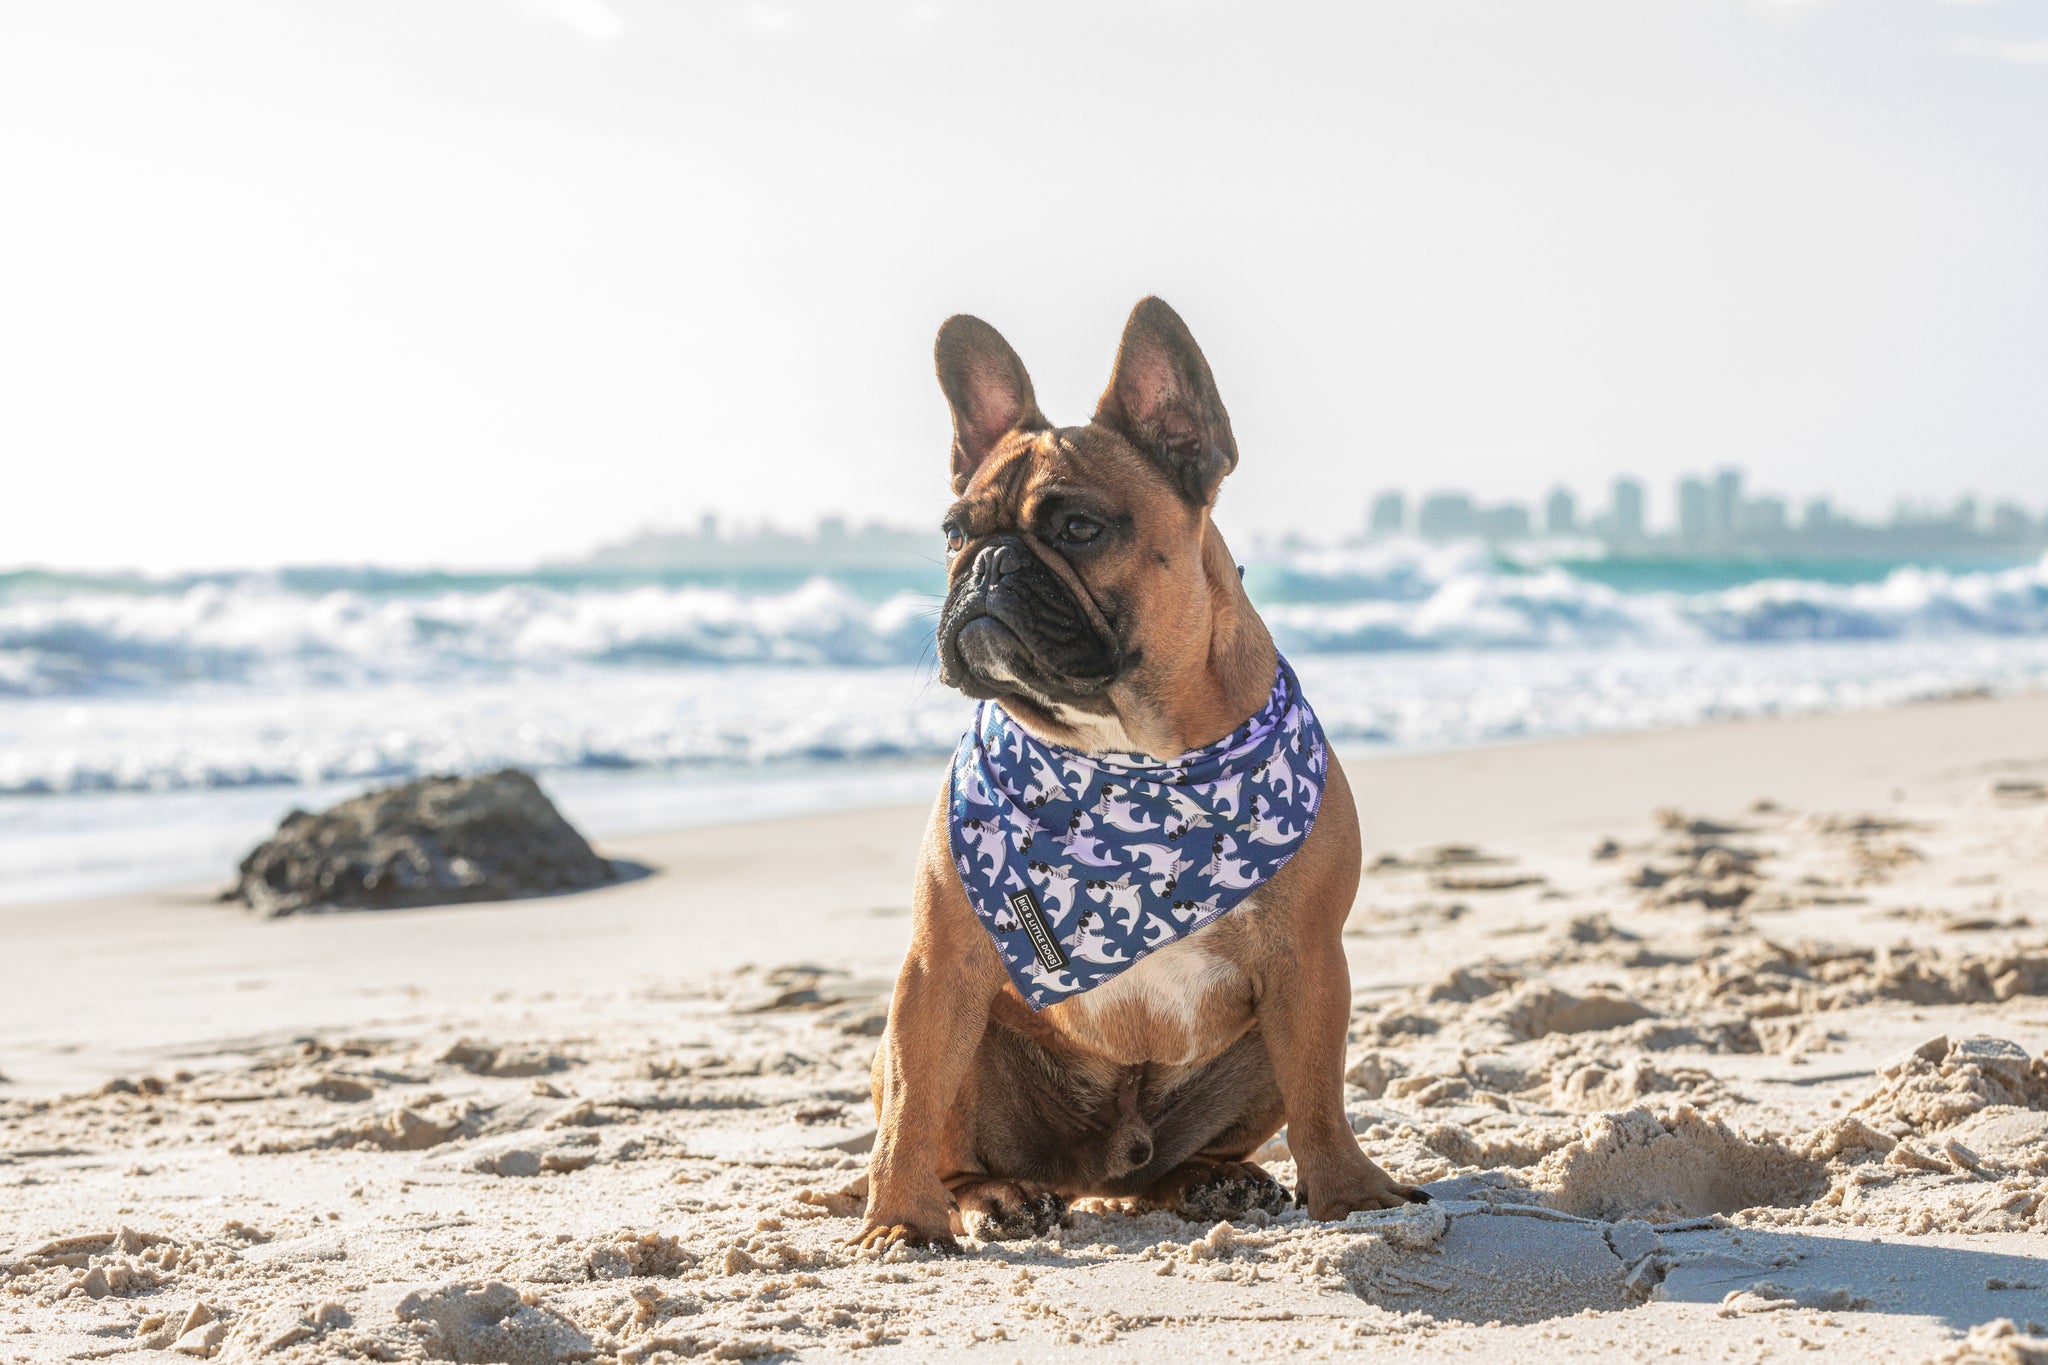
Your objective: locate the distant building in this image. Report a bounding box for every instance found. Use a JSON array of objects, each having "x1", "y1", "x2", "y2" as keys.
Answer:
[
  {"x1": 1609, "y1": 478, "x2": 1646, "y2": 541},
  {"x1": 1992, "y1": 502, "x2": 2035, "y2": 539},
  {"x1": 1678, "y1": 478, "x2": 1712, "y2": 550},
  {"x1": 1480, "y1": 504, "x2": 1532, "y2": 542},
  {"x1": 1416, "y1": 492, "x2": 1480, "y2": 540},
  {"x1": 1711, "y1": 469, "x2": 1743, "y2": 548},
  {"x1": 1357, "y1": 468, "x2": 2044, "y2": 559},
  {"x1": 1742, "y1": 496, "x2": 1789, "y2": 538},
  {"x1": 1544, "y1": 487, "x2": 1578, "y2": 536}
]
